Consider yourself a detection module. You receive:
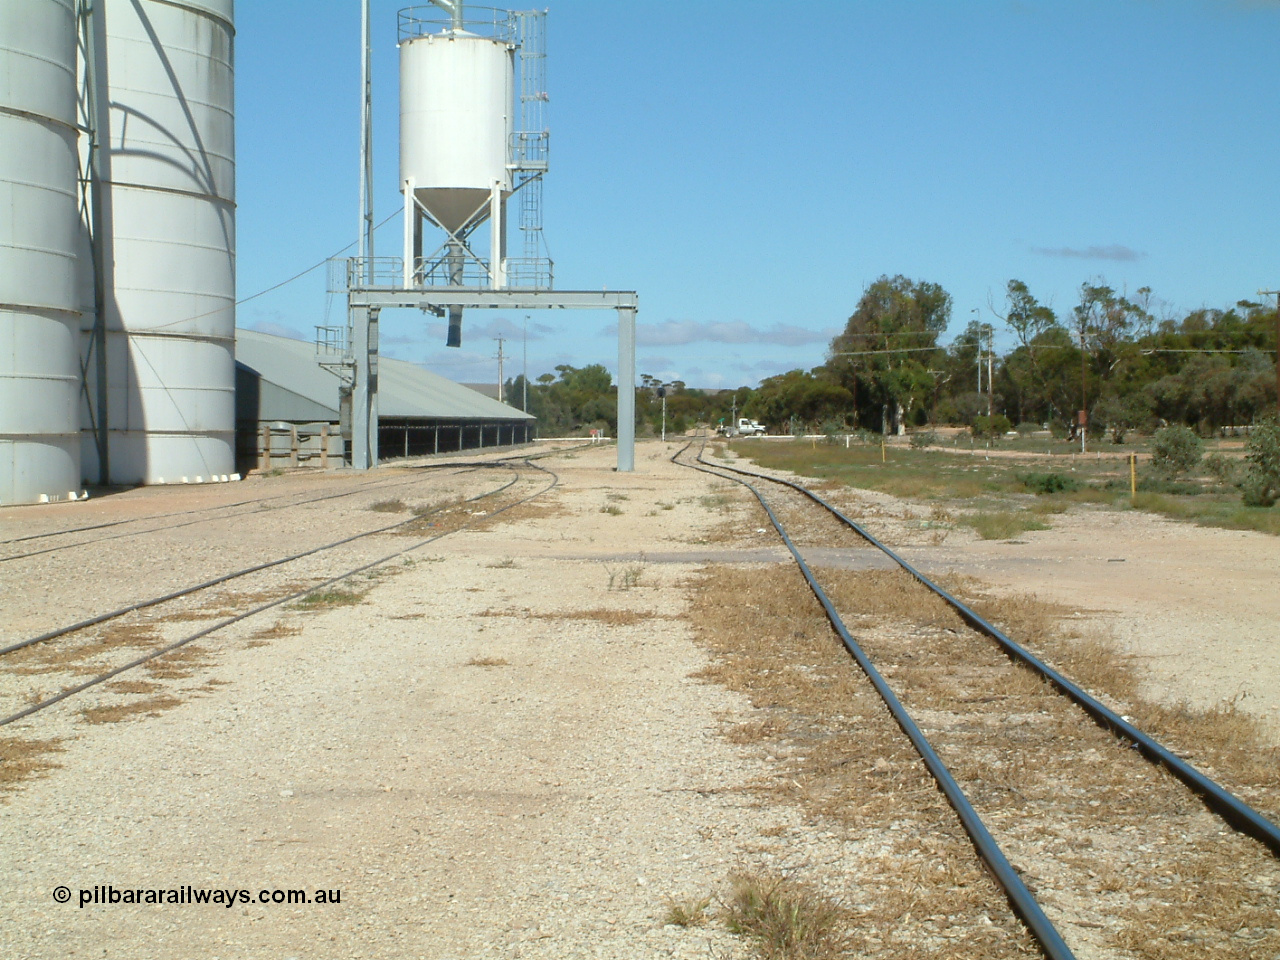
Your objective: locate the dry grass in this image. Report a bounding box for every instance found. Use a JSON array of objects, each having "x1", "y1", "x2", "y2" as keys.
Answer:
[
  {"x1": 963, "y1": 510, "x2": 1050, "y2": 541},
  {"x1": 663, "y1": 894, "x2": 712, "y2": 928},
  {"x1": 80, "y1": 695, "x2": 183, "y2": 724},
  {"x1": 691, "y1": 561, "x2": 1280, "y2": 957},
  {"x1": 0, "y1": 736, "x2": 65, "y2": 794},
  {"x1": 105, "y1": 680, "x2": 160, "y2": 695},
  {"x1": 723, "y1": 872, "x2": 848, "y2": 959},
  {"x1": 247, "y1": 621, "x2": 303, "y2": 641},
  {"x1": 6, "y1": 622, "x2": 163, "y2": 675},
  {"x1": 144, "y1": 644, "x2": 214, "y2": 680},
  {"x1": 476, "y1": 607, "x2": 664, "y2": 626},
  {"x1": 466, "y1": 656, "x2": 509, "y2": 668},
  {"x1": 689, "y1": 564, "x2": 1038, "y2": 956},
  {"x1": 954, "y1": 583, "x2": 1280, "y2": 818},
  {"x1": 370, "y1": 499, "x2": 407, "y2": 513}
]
